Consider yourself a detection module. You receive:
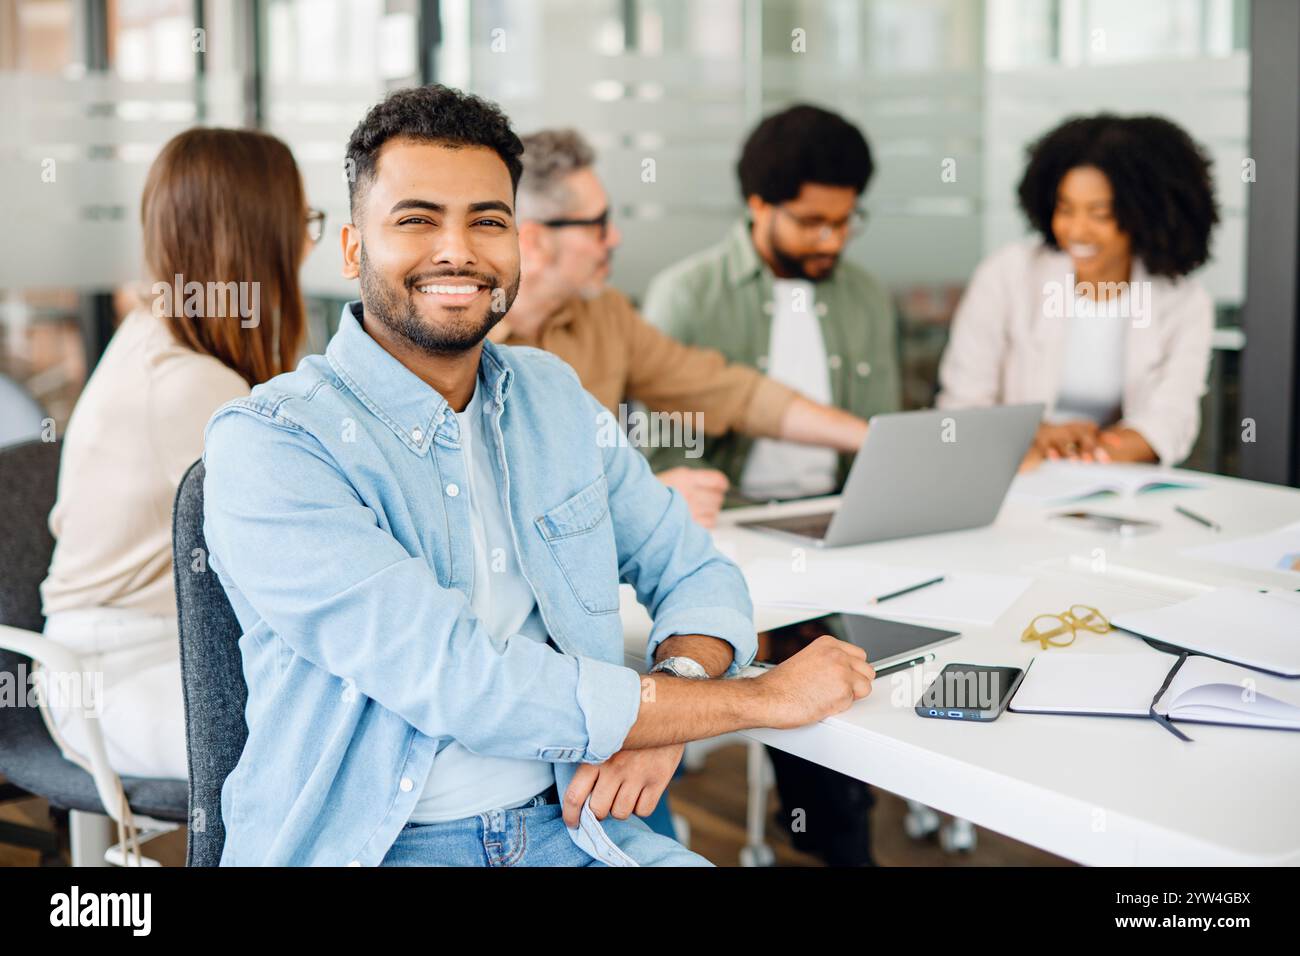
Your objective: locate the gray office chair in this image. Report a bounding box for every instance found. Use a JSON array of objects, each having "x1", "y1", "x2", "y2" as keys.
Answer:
[
  {"x1": 172, "y1": 459, "x2": 248, "y2": 867},
  {"x1": 0, "y1": 438, "x2": 188, "y2": 865}
]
